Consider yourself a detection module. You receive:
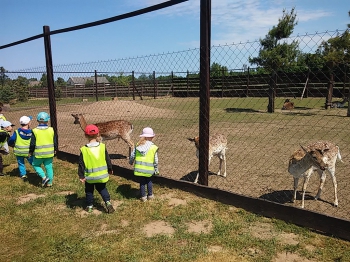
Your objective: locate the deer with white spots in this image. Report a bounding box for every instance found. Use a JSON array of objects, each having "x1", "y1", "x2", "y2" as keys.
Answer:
[
  {"x1": 71, "y1": 113, "x2": 134, "y2": 157},
  {"x1": 188, "y1": 134, "x2": 227, "y2": 184},
  {"x1": 288, "y1": 141, "x2": 343, "y2": 208}
]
